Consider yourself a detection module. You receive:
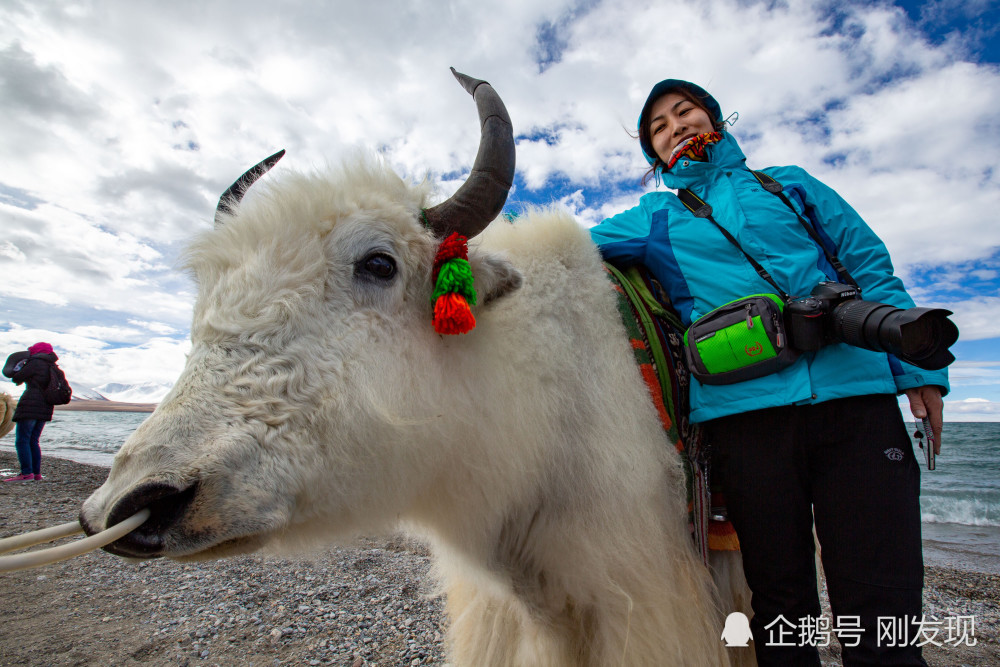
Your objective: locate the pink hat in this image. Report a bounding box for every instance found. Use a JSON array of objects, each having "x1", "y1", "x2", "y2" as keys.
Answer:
[{"x1": 28, "y1": 342, "x2": 54, "y2": 356}]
